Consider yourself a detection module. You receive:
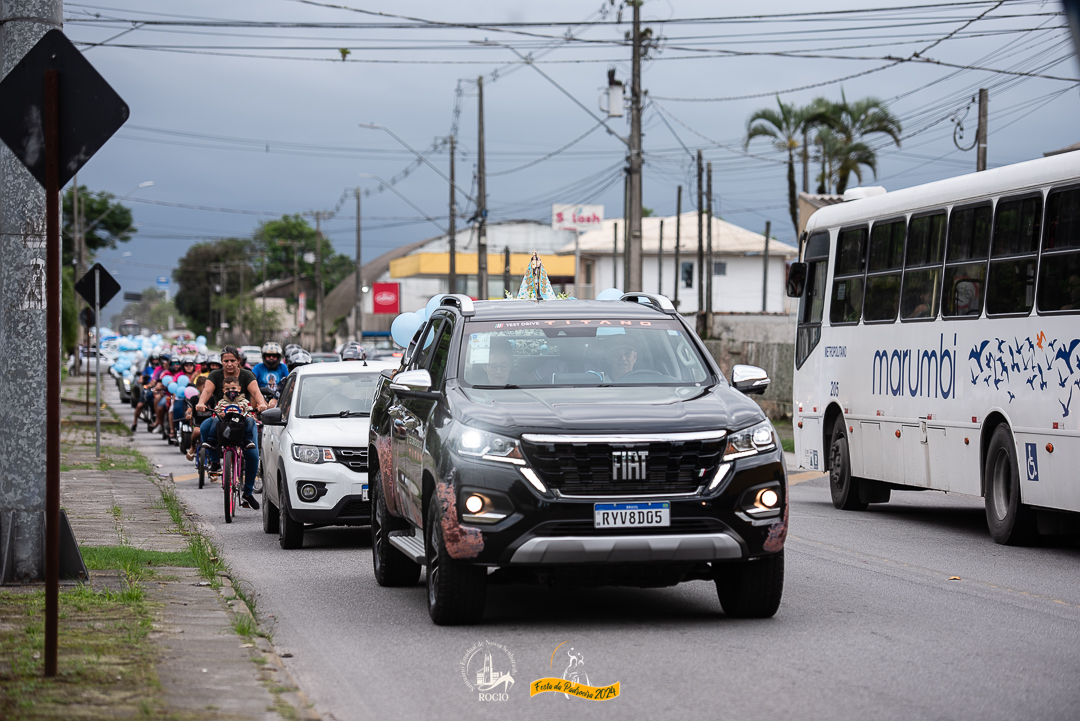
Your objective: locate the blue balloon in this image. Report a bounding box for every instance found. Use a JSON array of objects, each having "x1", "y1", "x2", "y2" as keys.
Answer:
[
  {"x1": 177, "y1": 374, "x2": 190, "y2": 385},
  {"x1": 596, "y1": 287, "x2": 624, "y2": 301},
  {"x1": 168, "y1": 382, "x2": 179, "y2": 395},
  {"x1": 196, "y1": 335, "x2": 207, "y2": 345},
  {"x1": 161, "y1": 375, "x2": 173, "y2": 385},
  {"x1": 391, "y1": 312, "x2": 424, "y2": 349},
  {"x1": 425, "y1": 294, "x2": 447, "y2": 319}
]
